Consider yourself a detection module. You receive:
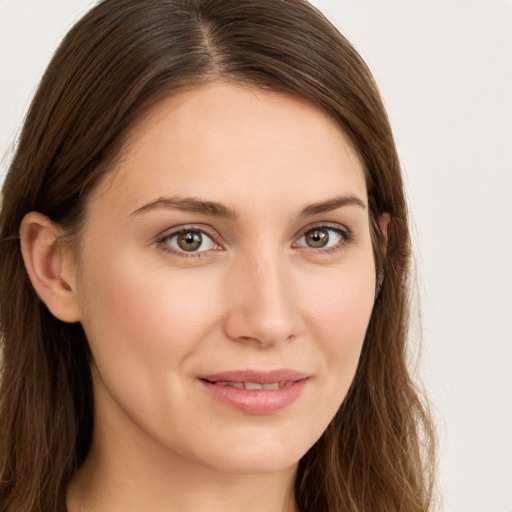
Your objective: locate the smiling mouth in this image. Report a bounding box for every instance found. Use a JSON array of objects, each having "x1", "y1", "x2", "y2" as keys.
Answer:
[
  {"x1": 198, "y1": 370, "x2": 309, "y2": 414},
  {"x1": 206, "y1": 380, "x2": 292, "y2": 390}
]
